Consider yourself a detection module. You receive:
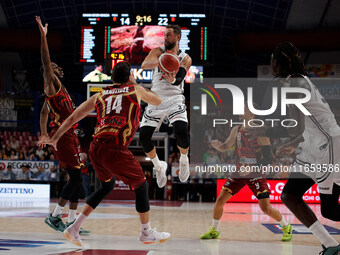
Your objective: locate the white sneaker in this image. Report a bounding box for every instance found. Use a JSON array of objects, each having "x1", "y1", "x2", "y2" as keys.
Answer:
[
  {"x1": 179, "y1": 155, "x2": 190, "y2": 182},
  {"x1": 139, "y1": 228, "x2": 171, "y2": 244},
  {"x1": 62, "y1": 226, "x2": 83, "y2": 247},
  {"x1": 154, "y1": 161, "x2": 167, "y2": 188}
]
